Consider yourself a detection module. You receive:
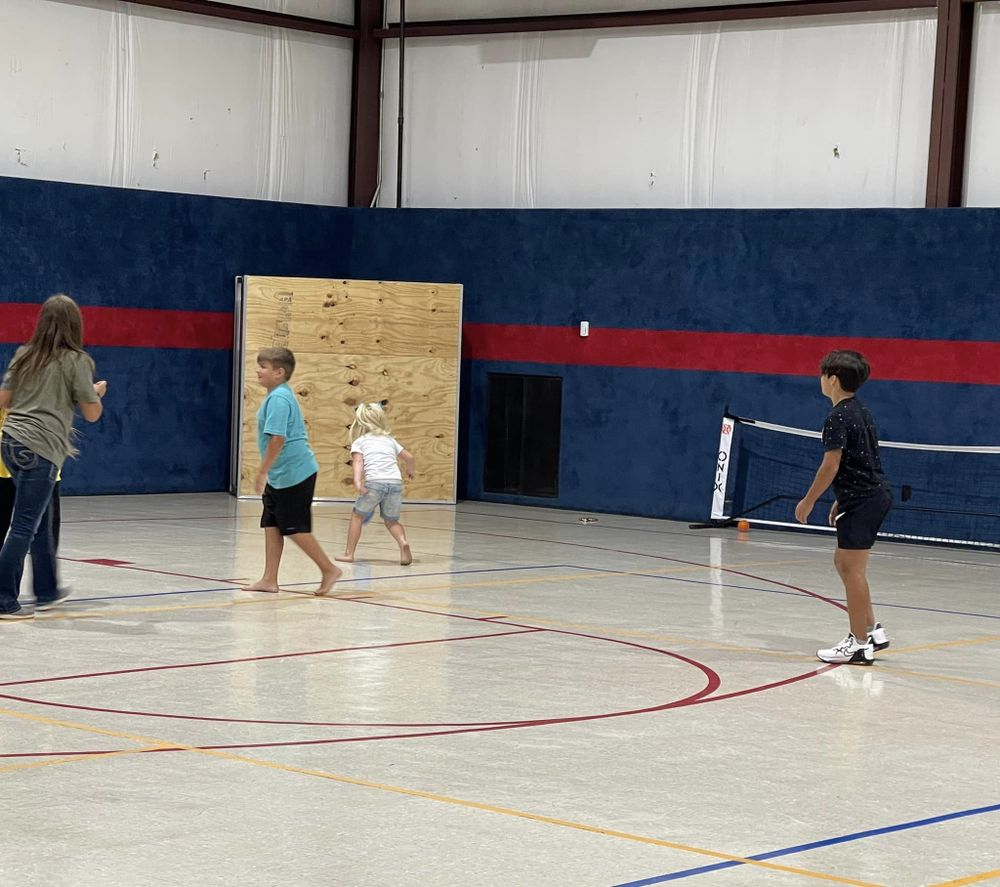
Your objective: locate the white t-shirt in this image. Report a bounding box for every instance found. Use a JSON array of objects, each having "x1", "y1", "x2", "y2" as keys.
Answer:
[{"x1": 351, "y1": 433, "x2": 404, "y2": 482}]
